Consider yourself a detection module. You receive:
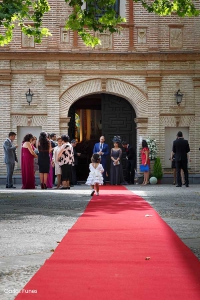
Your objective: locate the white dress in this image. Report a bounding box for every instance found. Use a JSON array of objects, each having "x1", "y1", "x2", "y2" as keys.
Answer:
[
  {"x1": 52, "y1": 145, "x2": 62, "y2": 175},
  {"x1": 85, "y1": 163, "x2": 104, "y2": 185}
]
